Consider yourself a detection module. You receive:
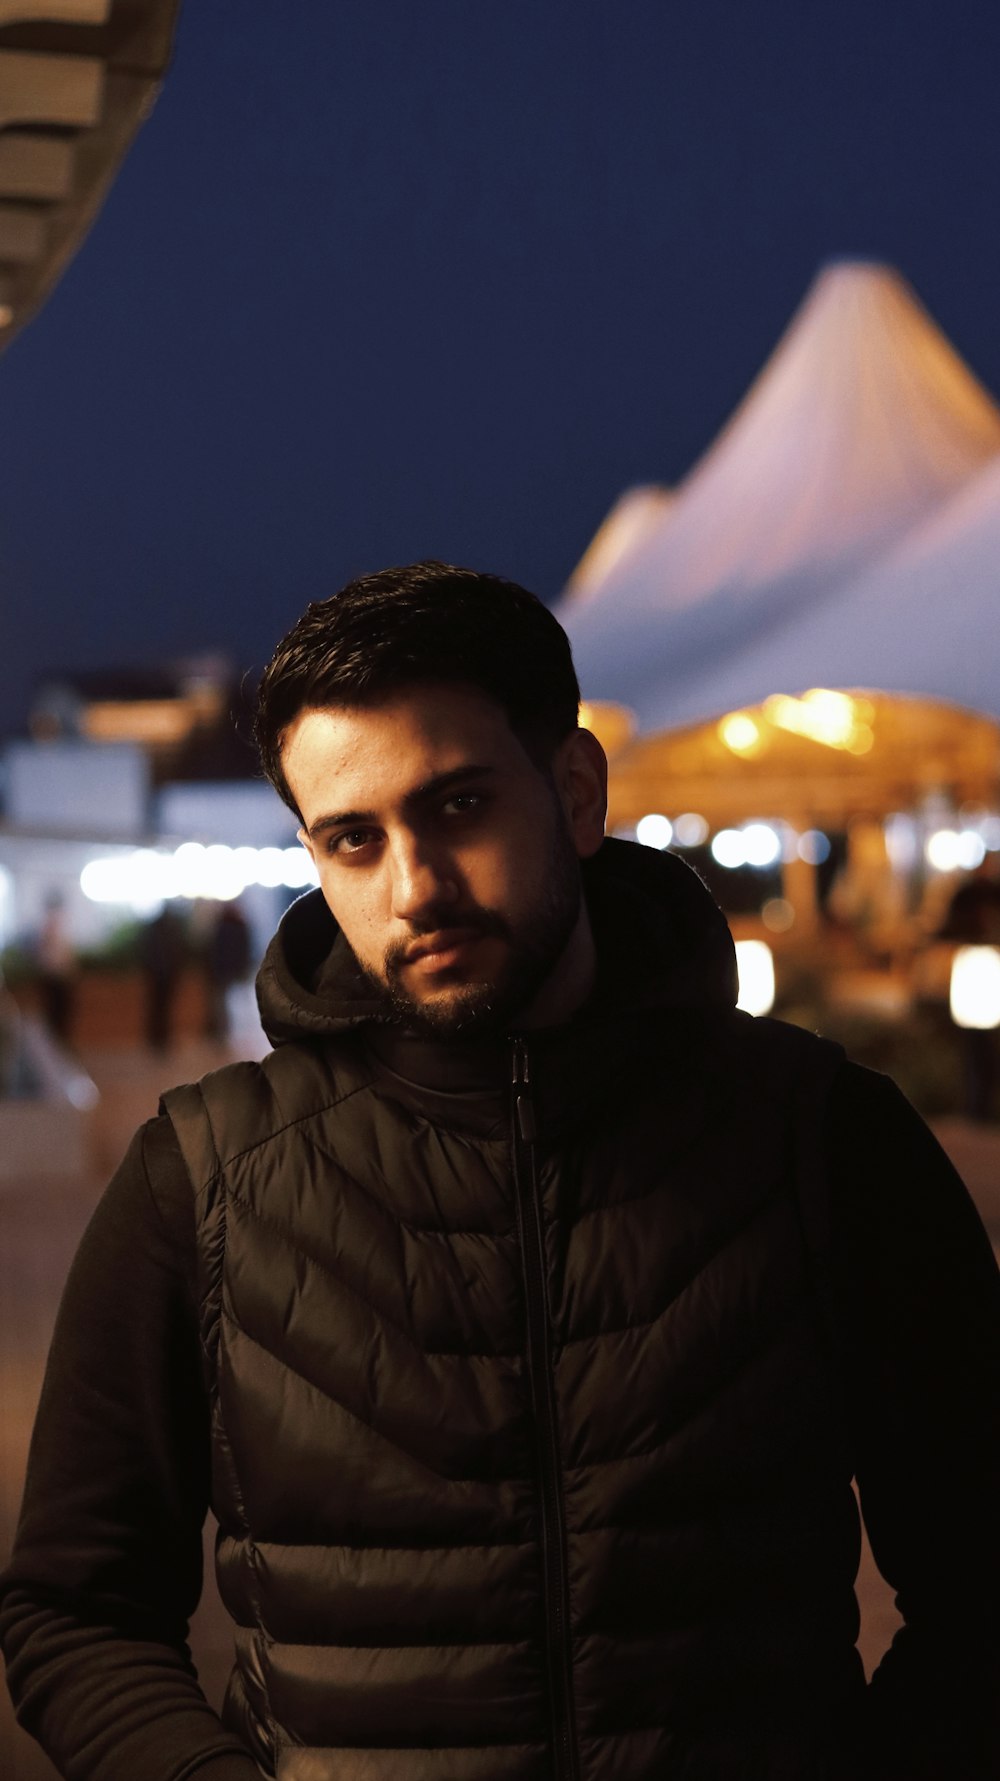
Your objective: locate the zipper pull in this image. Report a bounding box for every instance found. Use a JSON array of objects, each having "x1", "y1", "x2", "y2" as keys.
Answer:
[{"x1": 511, "y1": 1039, "x2": 537, "y2": 1142}]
